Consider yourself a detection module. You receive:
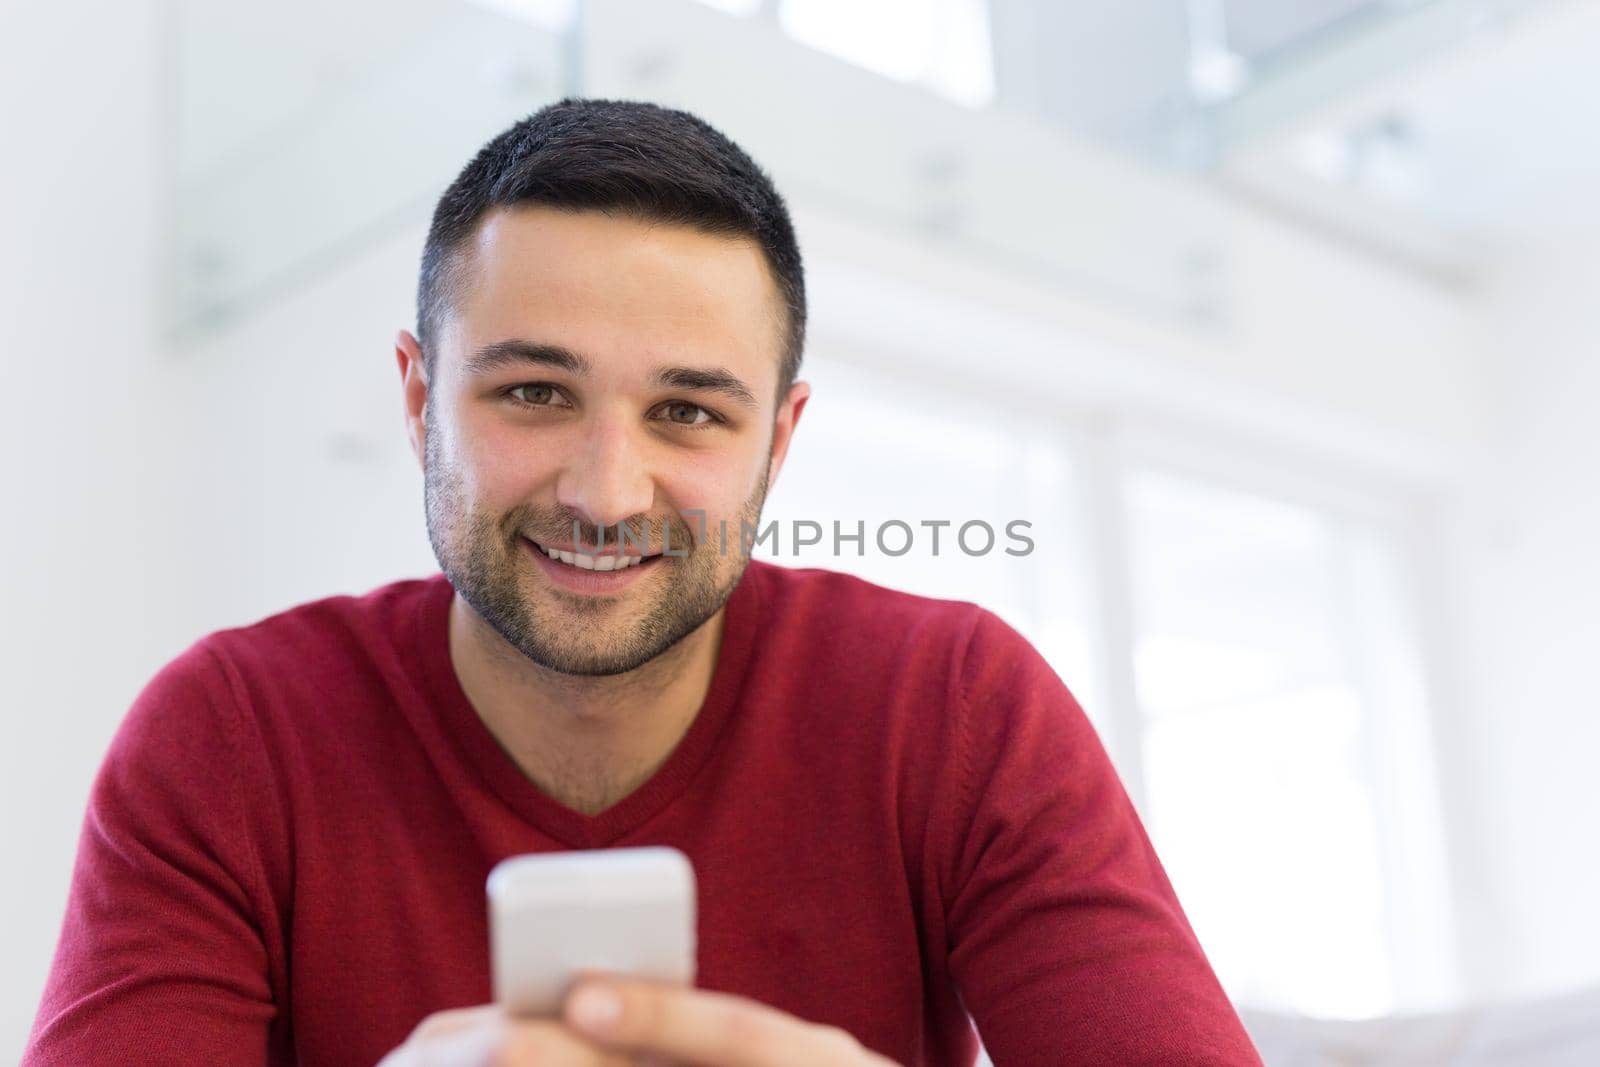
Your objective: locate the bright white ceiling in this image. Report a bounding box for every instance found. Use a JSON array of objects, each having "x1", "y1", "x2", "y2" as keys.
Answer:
[
  {"x1": 1215, "y1": 0, "x2": 1600, "y2": 269},
  {"x1": 1290, "y1": 0, "x2": 1600, "y2": 236}
]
